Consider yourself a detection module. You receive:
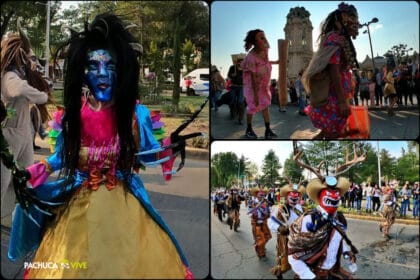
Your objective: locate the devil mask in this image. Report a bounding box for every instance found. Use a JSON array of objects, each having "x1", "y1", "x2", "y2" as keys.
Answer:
[
  {"x1": 287, "y1": 185, "x2": 301, "y2": 207},
  {"x1": 319, "y1": 176, "x2": 341, "y2": 214}
]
